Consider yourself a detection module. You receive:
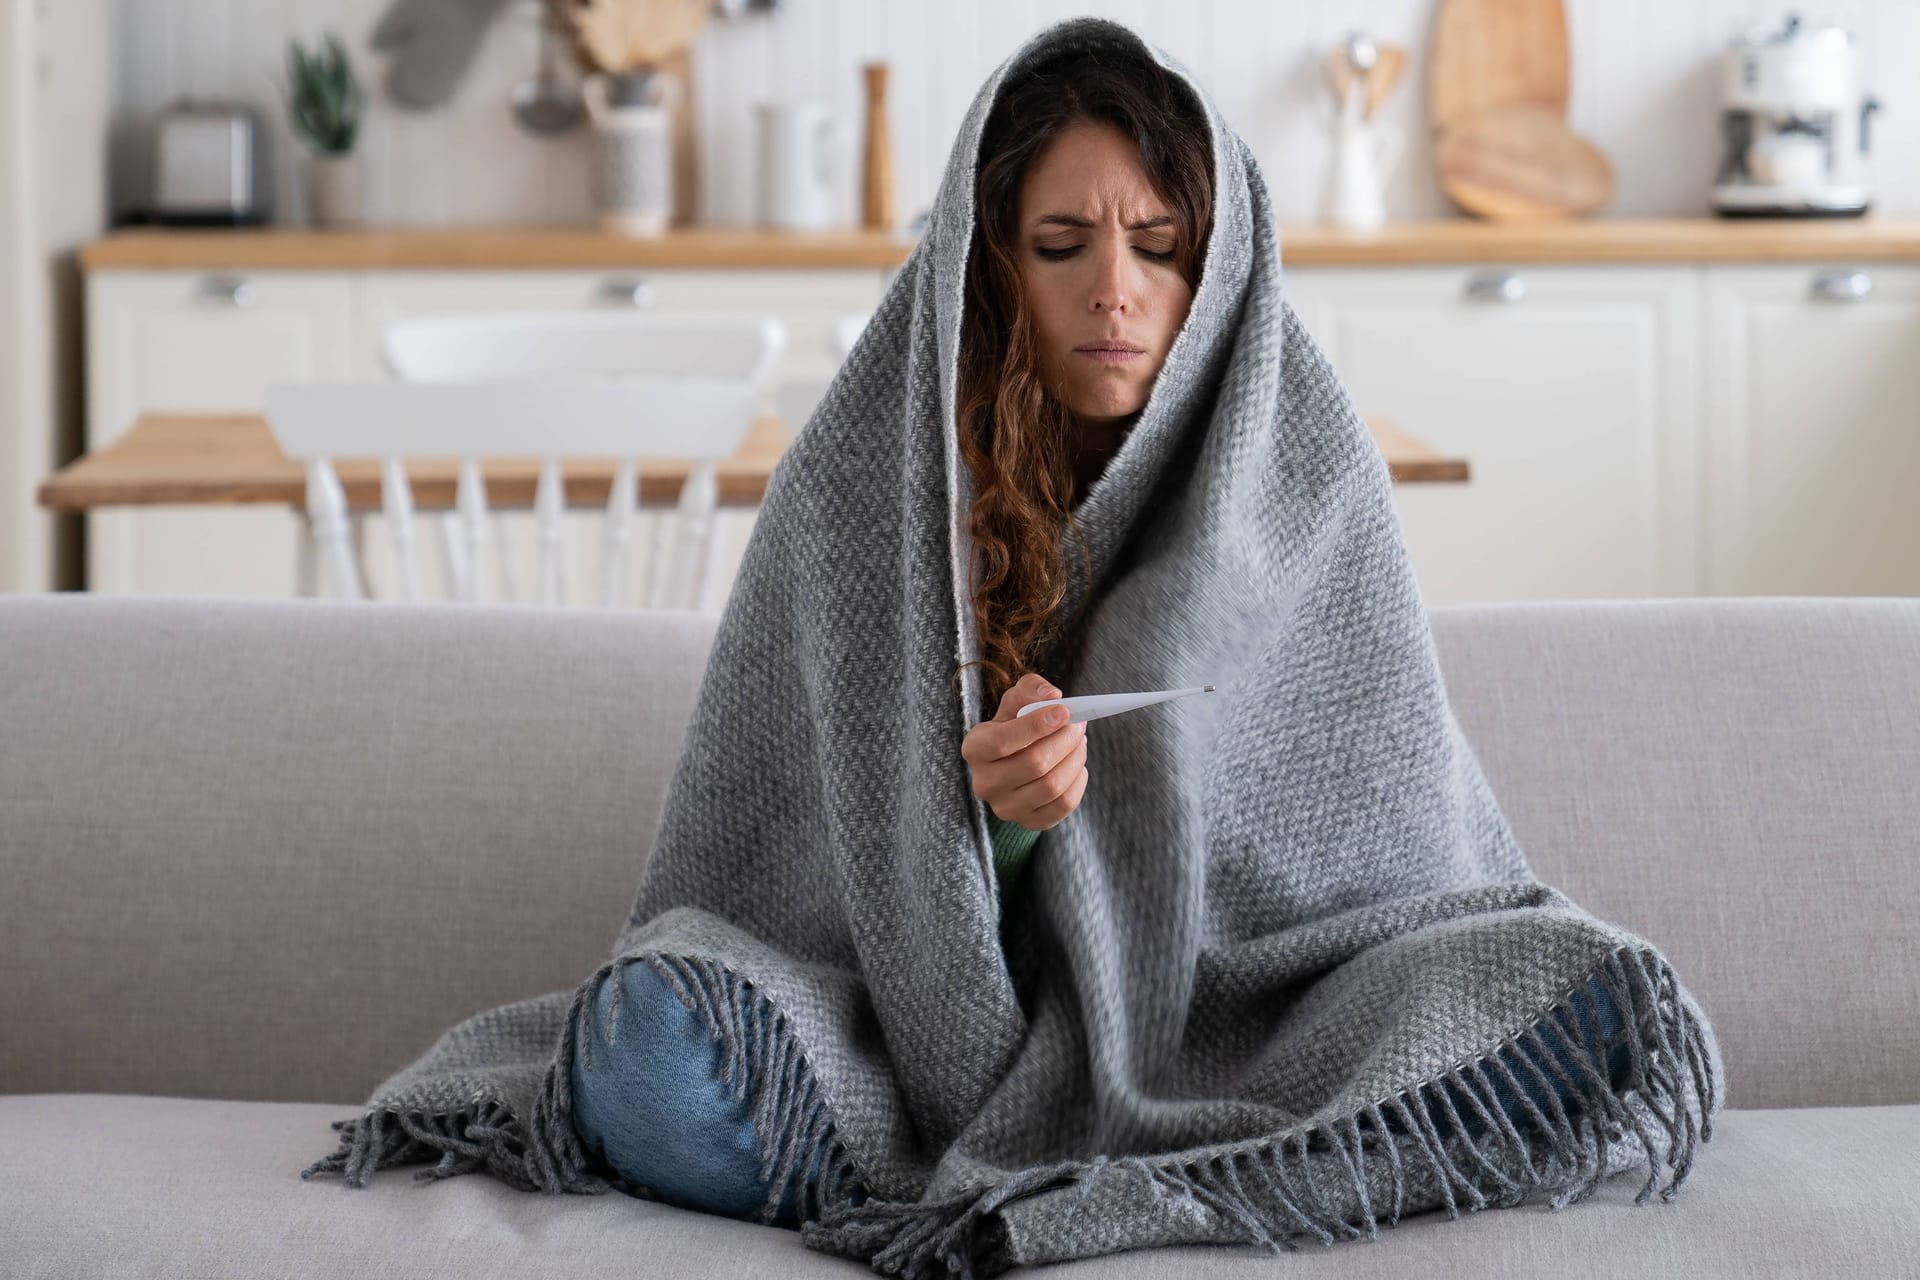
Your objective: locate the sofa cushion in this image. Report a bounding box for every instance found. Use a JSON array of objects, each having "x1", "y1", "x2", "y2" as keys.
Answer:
[{"x1": 2, "y1": 1094, "x2": 1912, "y2": 1278}]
